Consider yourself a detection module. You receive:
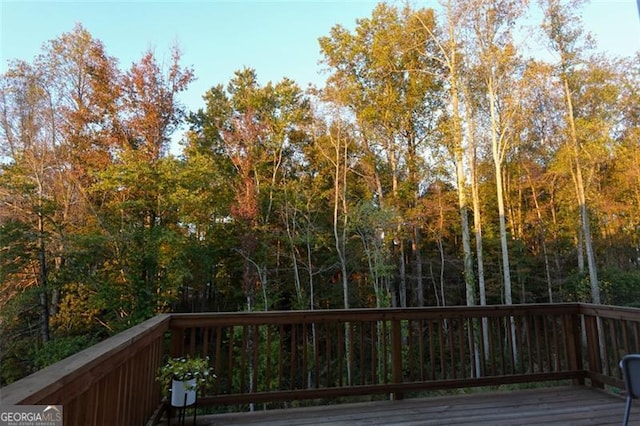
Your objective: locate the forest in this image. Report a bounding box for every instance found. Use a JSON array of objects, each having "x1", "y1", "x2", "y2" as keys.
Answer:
[{"x1": 0, "y1": 0, "x2": 638, "y2": 386}]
